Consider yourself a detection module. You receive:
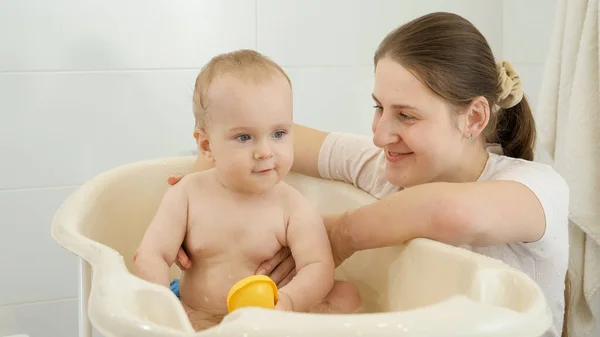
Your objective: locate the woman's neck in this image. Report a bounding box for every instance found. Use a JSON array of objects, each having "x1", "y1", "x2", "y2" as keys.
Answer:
[{"x1": 445, "y1": 146, "x2": 490, "y2": 183}]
